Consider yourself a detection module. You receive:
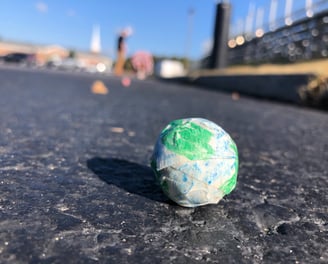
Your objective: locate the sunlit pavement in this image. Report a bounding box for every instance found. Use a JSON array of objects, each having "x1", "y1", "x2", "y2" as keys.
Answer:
[{"x1": 0, "y1": 67, "x2": 327, "y2": 263}]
